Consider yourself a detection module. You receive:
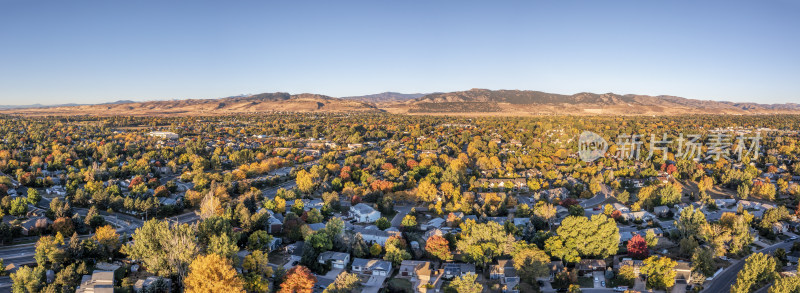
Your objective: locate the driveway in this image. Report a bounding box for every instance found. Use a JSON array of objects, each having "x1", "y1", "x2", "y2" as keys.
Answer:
[
  {"x1": 593, "y1": 271, "x2": 604, "y2": 288},
  {"x1": 361, "y1": 275, "x2": 387, "y2": 293},
  {"x1": 391, "y1": 205, "x2": 413, "y2": 227}
]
